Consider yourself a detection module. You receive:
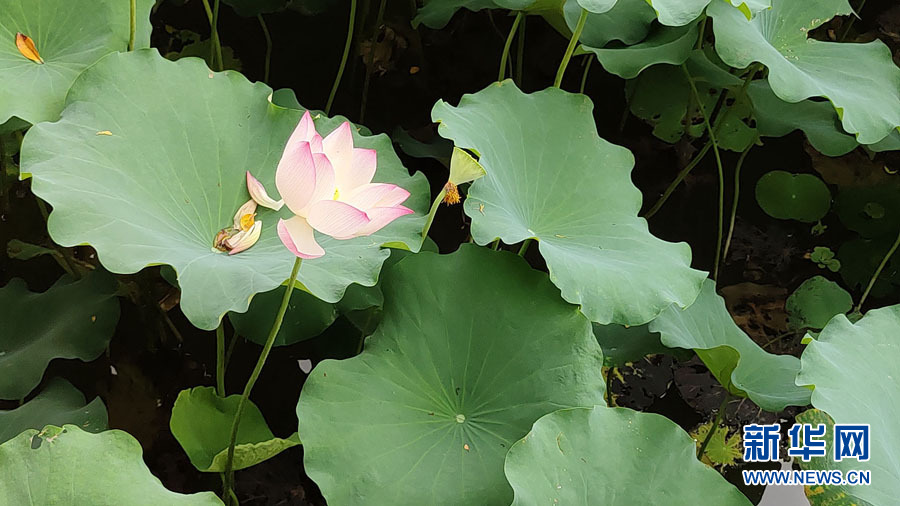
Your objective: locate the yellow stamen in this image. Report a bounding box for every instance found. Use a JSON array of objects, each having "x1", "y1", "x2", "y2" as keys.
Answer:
[
  {"x1": 442, "y1": 181, "x2": 461, "y2": 205},
  {"x1": 239, "y1": 213, "x2": 256, "y2": 232},
  {"x1": 333, "y1": 188, "x2": 341, "y2": 200}
]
